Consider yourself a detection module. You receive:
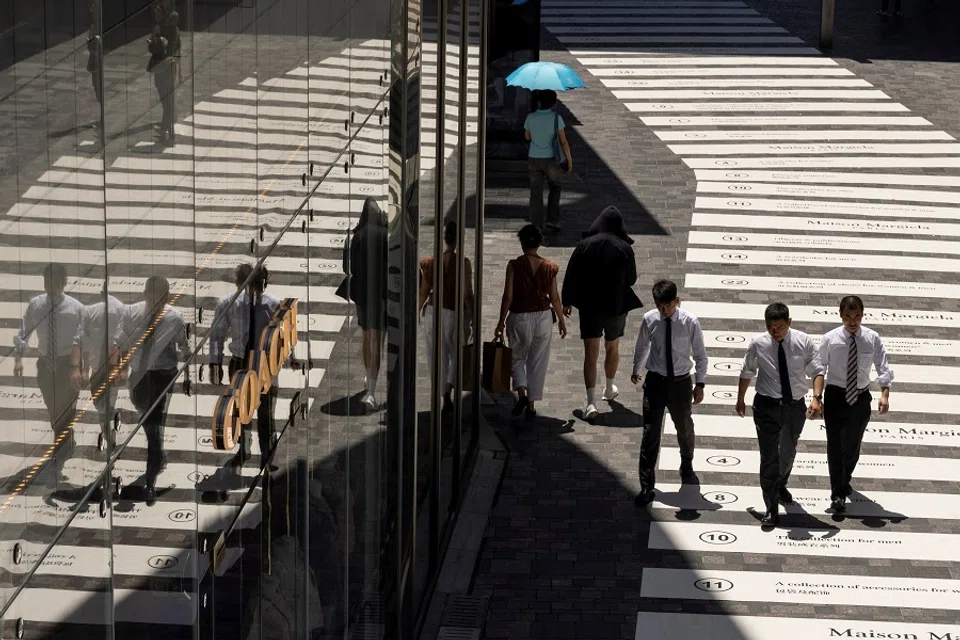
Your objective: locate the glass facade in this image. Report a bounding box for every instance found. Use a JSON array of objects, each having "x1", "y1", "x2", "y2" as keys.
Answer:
[{"x1": 0, "y1": 0, "x2": 484, "y2": 636}]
